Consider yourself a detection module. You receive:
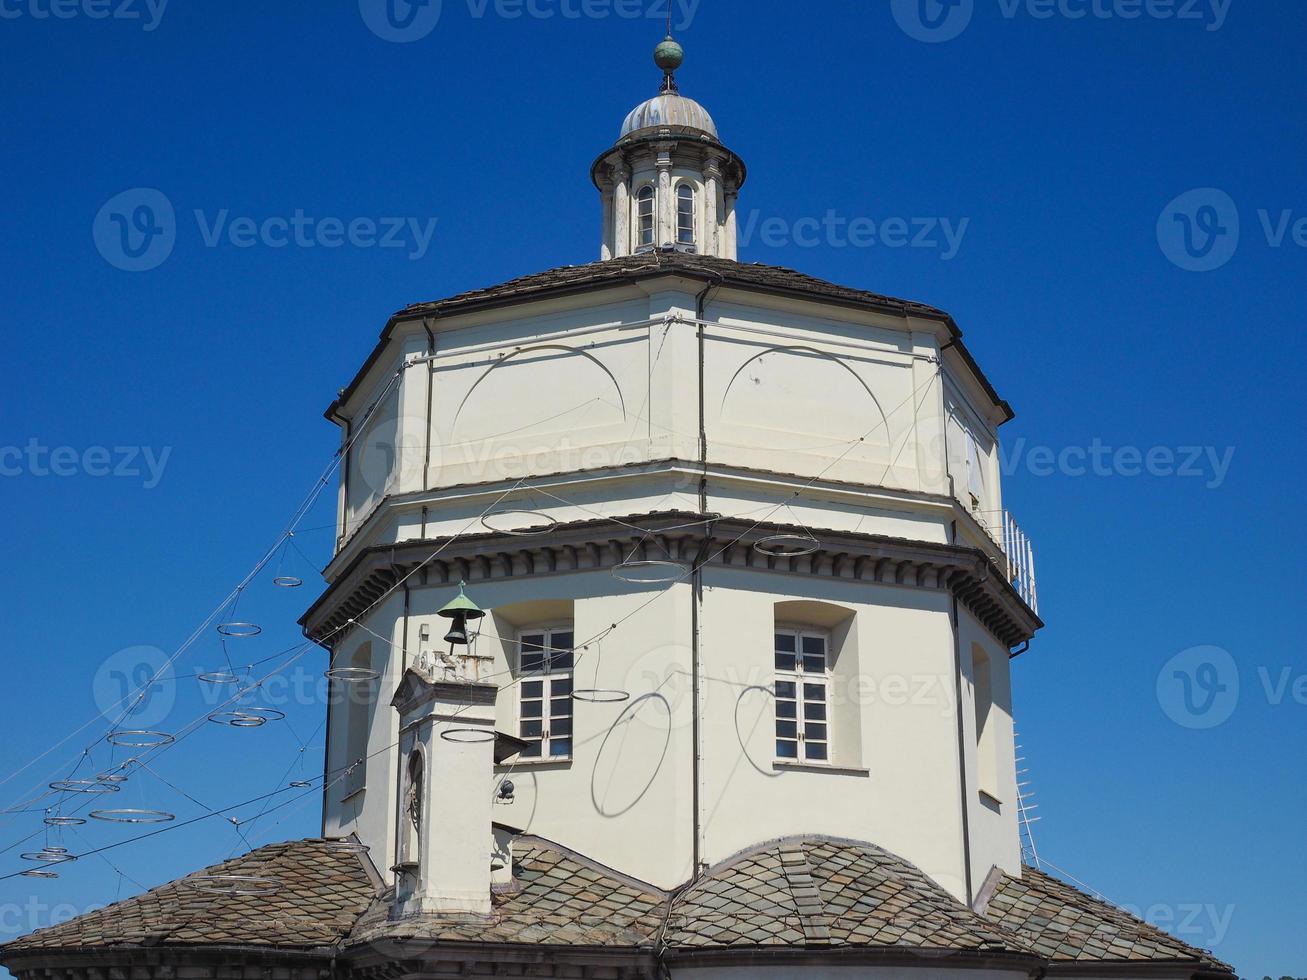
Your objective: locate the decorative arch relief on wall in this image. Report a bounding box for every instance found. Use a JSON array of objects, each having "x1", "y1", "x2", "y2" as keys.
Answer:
[
  {"x1": 715, "y1": 345, "x2": 896, "y2": 480},
  {"x1": 442, "y1": 344, "x2": 631, "y2": 483}
]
